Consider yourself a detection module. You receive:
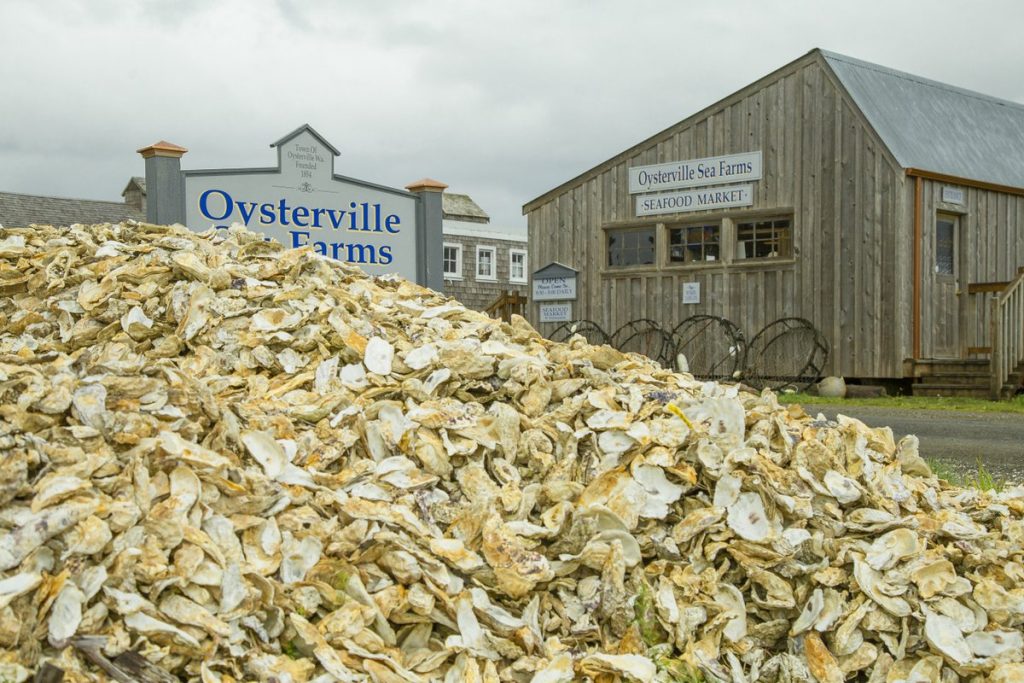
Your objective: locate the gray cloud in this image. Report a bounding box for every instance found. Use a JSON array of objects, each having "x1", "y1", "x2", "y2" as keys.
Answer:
[{"x1": 2, "y1": 0, "x2": 1022, "y2": 232}]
